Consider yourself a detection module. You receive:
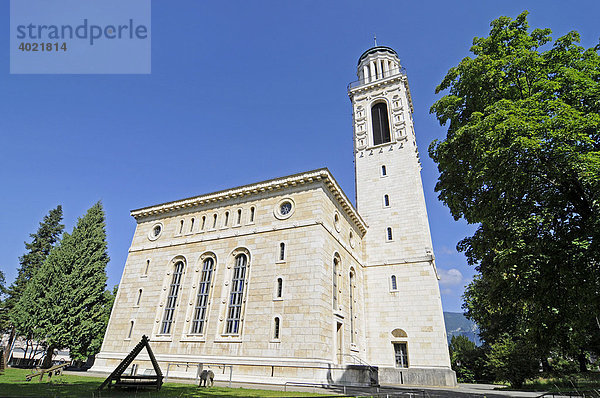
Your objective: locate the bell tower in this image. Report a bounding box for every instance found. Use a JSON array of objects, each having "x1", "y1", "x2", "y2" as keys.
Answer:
[{"x1": 348, "y1": 46, "x2": 455, "y2": 385}]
